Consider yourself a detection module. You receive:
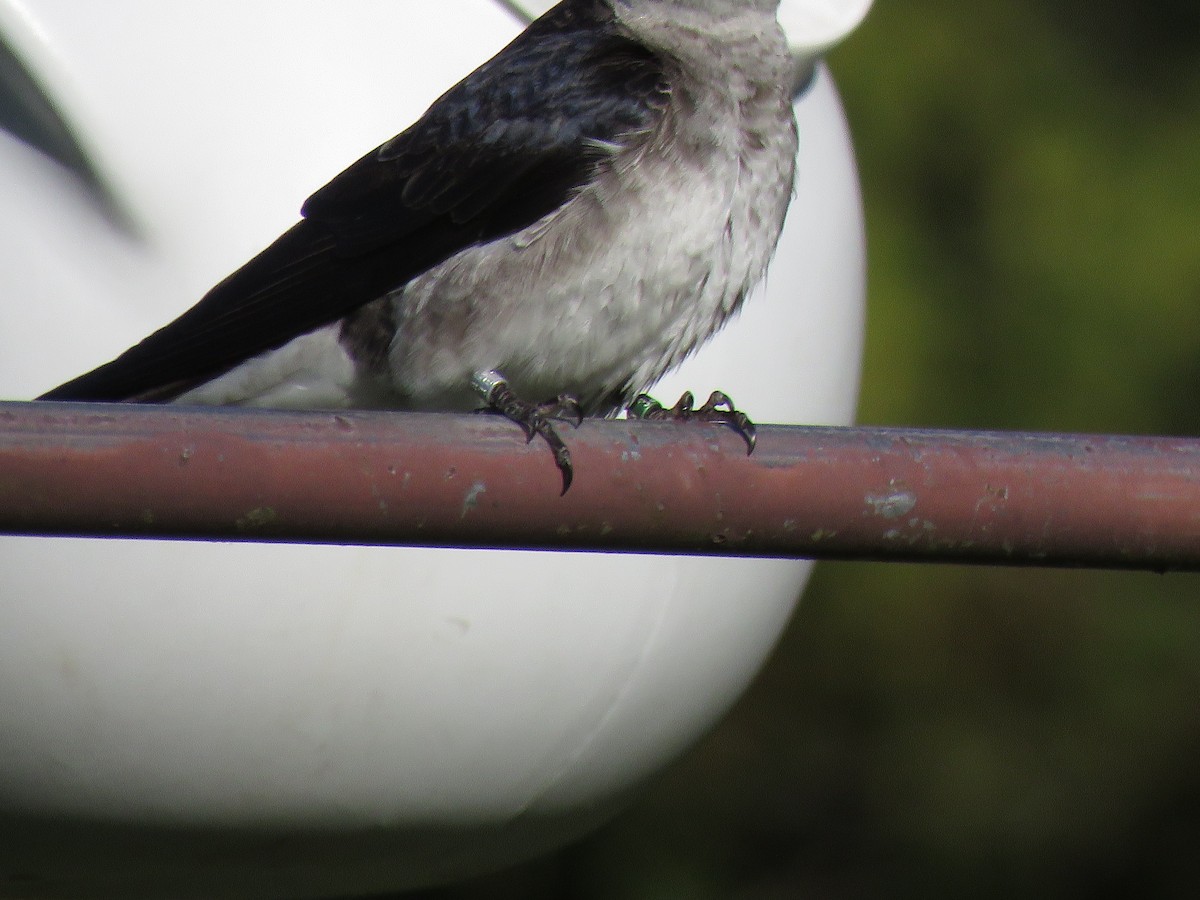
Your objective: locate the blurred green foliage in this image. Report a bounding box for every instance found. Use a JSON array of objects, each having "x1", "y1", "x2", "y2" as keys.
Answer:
[
  {"x1": 415, "y1": 1, "x2": 1200, "y2": 896},
  {"x1": 851, "y1": 0, "x2": 1200, "y2": 438}
]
